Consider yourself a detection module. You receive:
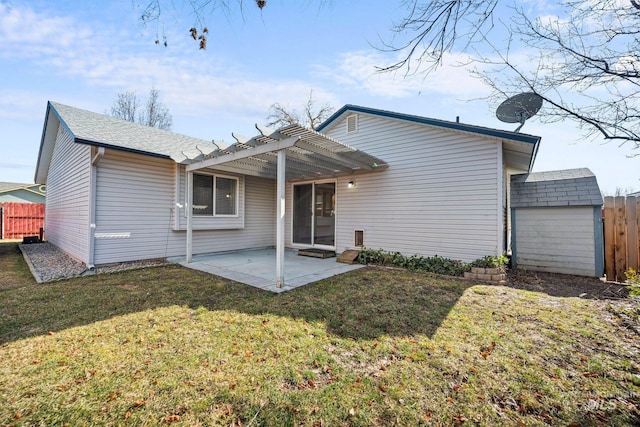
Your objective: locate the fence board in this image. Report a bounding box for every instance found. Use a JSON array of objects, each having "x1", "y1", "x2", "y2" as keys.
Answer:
[
  {"x1": 603, "y1": 197, "x2": 615, "y2": 280},
  {"x1": 628, "y1": 196, "x2": 639, "y2": 271},
  {"x1": 614, "y1": 197, "x2": 627, "y2": 281},
  {"x1": 603, "y1": 196, "x2": 640, "y2": 281},
  {"x1": 0, "y1": 202, "x2": 45, "y2": 240}
]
